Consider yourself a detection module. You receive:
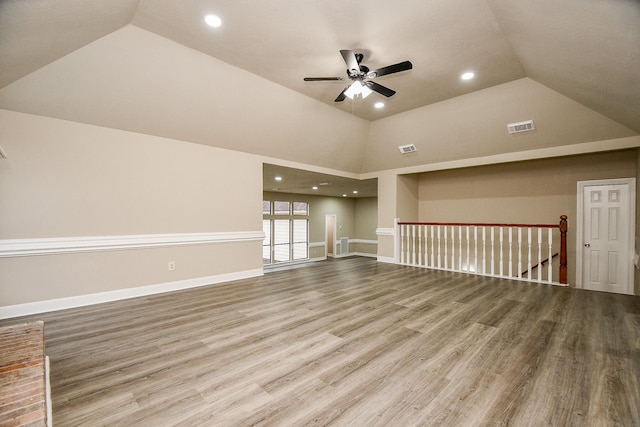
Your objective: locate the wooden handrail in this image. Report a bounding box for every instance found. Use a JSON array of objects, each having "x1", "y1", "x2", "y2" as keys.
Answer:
[{"x1": 398, "y1": 221, "x2": 559, "y2": 228}]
